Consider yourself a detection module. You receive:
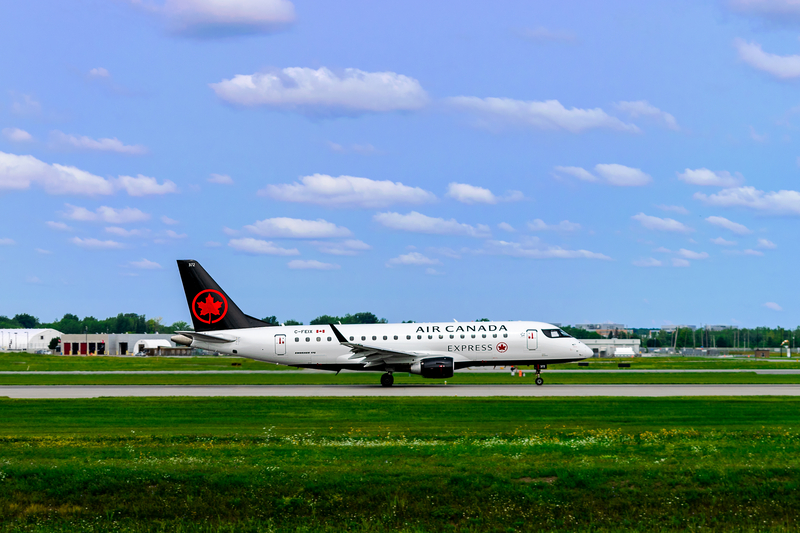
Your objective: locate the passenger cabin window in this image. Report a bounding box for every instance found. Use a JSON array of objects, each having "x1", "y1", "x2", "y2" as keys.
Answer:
[
  {"x1": 394, "y1": 336, "x2": 398, "y2": 340},
  {"x1": 316, "y1": 337, "x2": 321, "y2": 342},
  {"x1": 349, "y1": 336, "x2": 354, "y2": 341},
  {"x1": 417, "y1": 335, "x2": 422, "y2": 340},
  {"x1": 492, "y1": 334, "x2": 497, "y2": 338},
  {"x1": 295, "y1": 337, "x2": 299, "y2": 342},
  {"x1": 471, "y1": 334, "x2": 476, "y2": 338},
  {"x1": 460, "y1": 334, "x2": 465, "y2": 339},
  {"x1": 362, "y1": 336, "x2": 366, "y2": 341},
  {"x1": 450, "y1": 335, "x2": 454, "y2": 339},
  {"x1": 383, "y1": 336, "x2": 387, "y2": 340},
  {"x1": 482, "y1": 334, "x2": 486, "y2": 338},
  {"x1": 439, "y1": 335, "x2": 443, "y2": 339},
  {"x1": 407, "y1": 335, "x2": 411, "y2": 340},
  {"x1": 372, "y1": 336, "x2": 377, "y2": 341},
  {"x1": 503, "y1": 333, "x2": 508, "y2": 338},
  {"x1": 305, "y1": 337, "x2": 310, "y2": 342},
  {"x1": 542, "y1": 329, "x2": 572, "y2": 339},
  {"x1": 327, "y1": 337, "x2": 331, "y2": 341}
]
